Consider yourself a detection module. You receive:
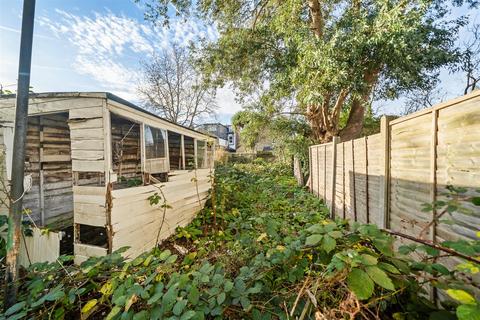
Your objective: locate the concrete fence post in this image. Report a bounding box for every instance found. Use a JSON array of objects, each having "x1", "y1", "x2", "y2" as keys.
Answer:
[
  {"x1": 380, "y1": 116, "x2": 392, "y2": 229},
  {"x1": 330, "y1": 136, "x2": 340, "y2": 218}
]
